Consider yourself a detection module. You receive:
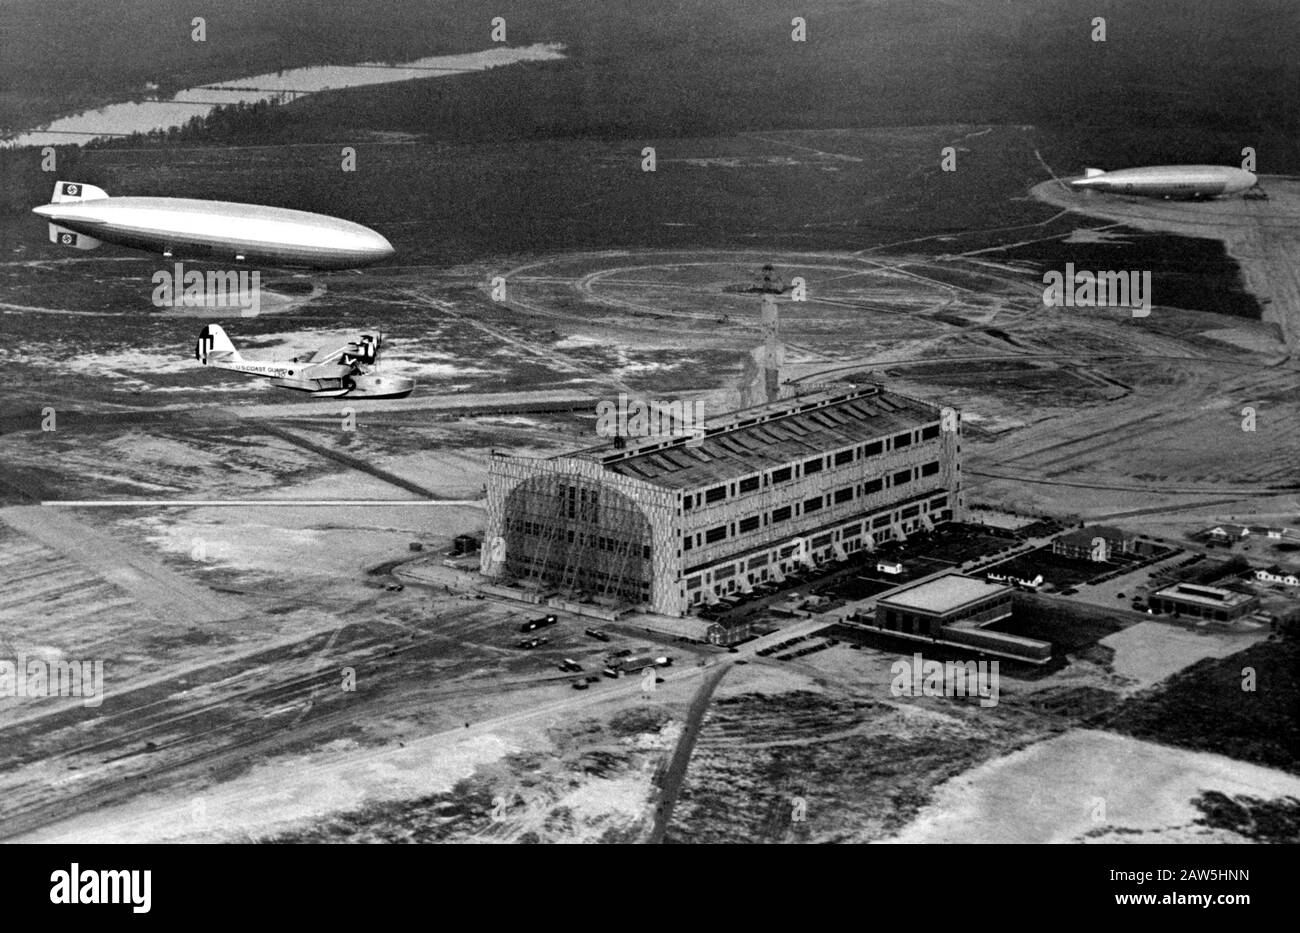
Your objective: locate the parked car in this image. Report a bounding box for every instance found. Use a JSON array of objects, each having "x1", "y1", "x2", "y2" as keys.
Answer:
[
  {"x1": 519, "y1": 614, "x2": 559, "y2": 633},
  {"x1": 584, "y1": 627, "x2": 611, "y2": 642},
  {"x1": 516, "y1": 636, "x2": 549, "y2": 650}
]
